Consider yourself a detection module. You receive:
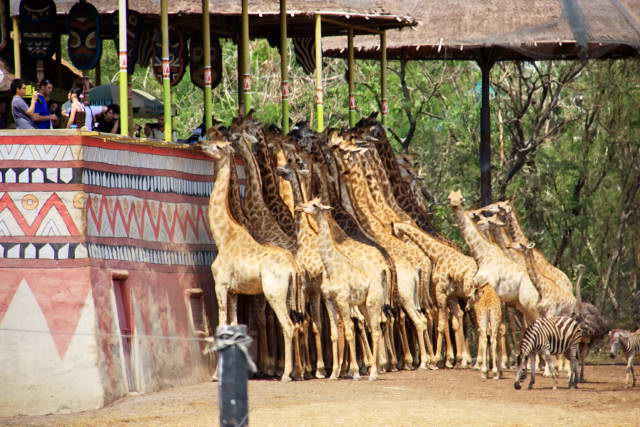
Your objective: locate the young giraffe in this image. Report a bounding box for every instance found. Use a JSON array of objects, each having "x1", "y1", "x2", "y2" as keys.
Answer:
[
  {"x1": 298, "y1": 197, "x2": 385, "y2": 381},
  {"x1": 331, "y1": 133, "x2": 434, "y2": 370},
  {"x1": 196, "y1": 132, "x2": 298, "y2": 382},
  {"x1": 469, "y1": 282, "x2": 504, "y2": 379},
  {"x1": 448, "y1": 190, "x2": 541, "y2": 325}
]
